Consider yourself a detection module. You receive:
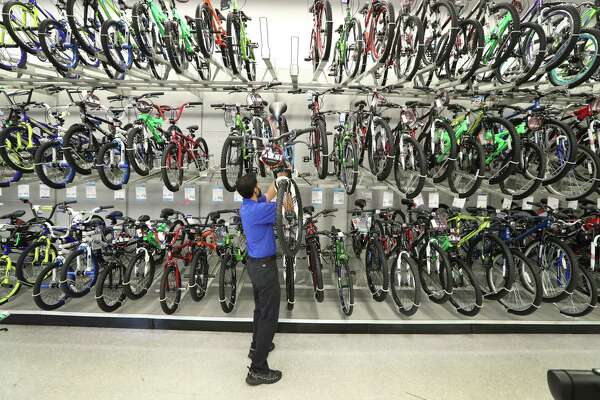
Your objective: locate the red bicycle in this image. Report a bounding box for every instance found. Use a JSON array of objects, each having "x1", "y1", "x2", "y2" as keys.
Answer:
[
  {"x1": 196, "y1": 0, "x2": 231, "y2": 68},
  {"x1": 305, "y1": 0, "x2": 333, "y2": 71},
  {"x1": 159, "y1": 101, "x2": 209, "y2": 192},
  {"x1": 357, "y1": 0, "x2": 396, "y2": 74}
]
